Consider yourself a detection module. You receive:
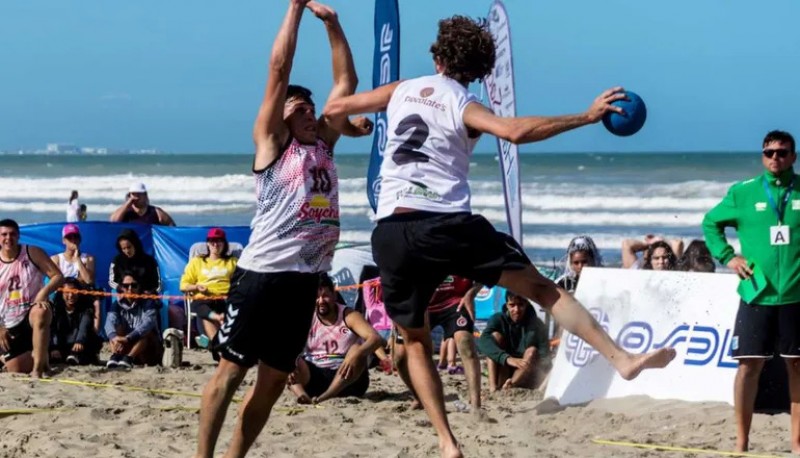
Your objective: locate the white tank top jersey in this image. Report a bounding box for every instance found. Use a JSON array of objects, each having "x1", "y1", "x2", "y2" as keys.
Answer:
[
  {"x1": 376, "y1": 73, "x2": 481, "y2": 219},
  {"x1": 57, "y1": 252, "x2": 90, "y2": 279},
  {"x1": 0, "y1": 245, "x2": 45, "y2": 328},
  {"x1": 304, "y1": 303, "x2": 360, "y2": 370},
  {"x1": 237, "y1": 138, "x2": 340, "y2": 274}
]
